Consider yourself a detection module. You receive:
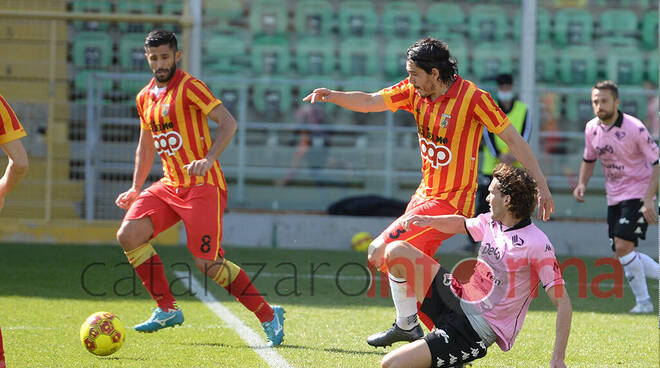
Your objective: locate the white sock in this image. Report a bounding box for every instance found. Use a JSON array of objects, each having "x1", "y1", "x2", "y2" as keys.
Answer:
[
  {"x1": 619, "y1": 252, "x2": 650, "y2": 302},
  {"x1": 389, "y1": 274, "x2": 419, "y2": 330},
  {"x1": 637, "y1": 252, "x2": 659, "y2": 280}
]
